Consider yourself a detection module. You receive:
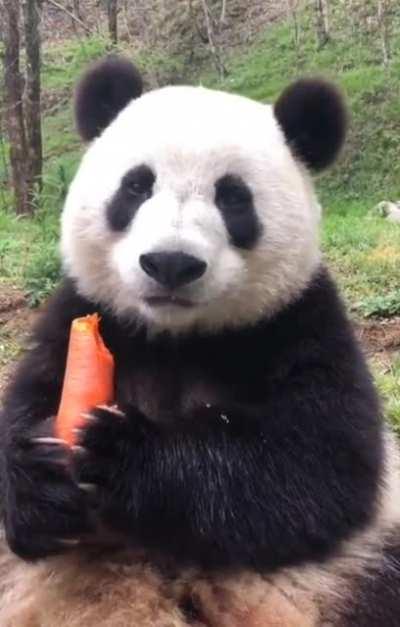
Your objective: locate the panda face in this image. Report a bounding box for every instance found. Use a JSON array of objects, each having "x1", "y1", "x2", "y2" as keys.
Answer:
[{"x1": 61, "y1": 84, "x2": 323, "y2": 333}]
